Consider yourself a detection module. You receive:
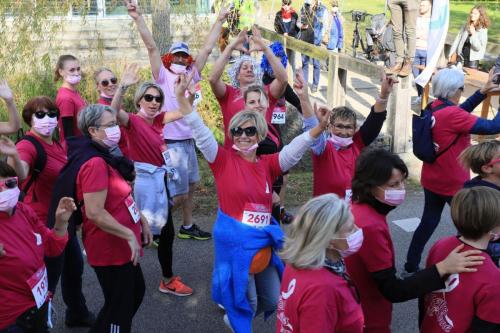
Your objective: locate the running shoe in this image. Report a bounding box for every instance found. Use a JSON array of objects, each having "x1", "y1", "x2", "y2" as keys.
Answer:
[
  {"x1": 159, "y1": 276, "x2": 193, "y2": 296},
  {"x1": 178, "y1": 224, "x2": 212, "y2": 240}
]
